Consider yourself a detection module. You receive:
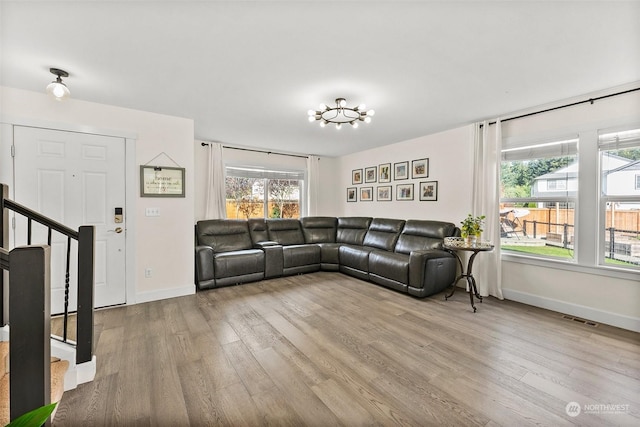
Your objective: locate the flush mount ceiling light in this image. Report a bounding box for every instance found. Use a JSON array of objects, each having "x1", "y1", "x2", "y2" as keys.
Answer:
[
  {"x1": 307, "y1": 98, "x2": 375, "y2": 129},
  {"x1": 46, "y1": 68, "x2": 70, "y2": 101}
]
